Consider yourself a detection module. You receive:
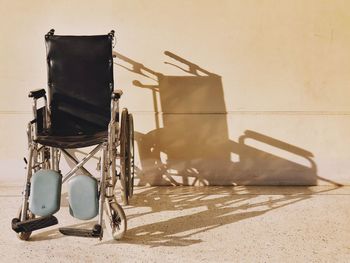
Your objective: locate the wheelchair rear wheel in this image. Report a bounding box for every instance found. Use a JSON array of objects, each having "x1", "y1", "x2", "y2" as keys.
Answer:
[
  {"x1": 119, "y1": 109, "x2": 134, "y2": 205},
  {"x1": 128, "y1": 113, "x2": 135, "y2": 198}
]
